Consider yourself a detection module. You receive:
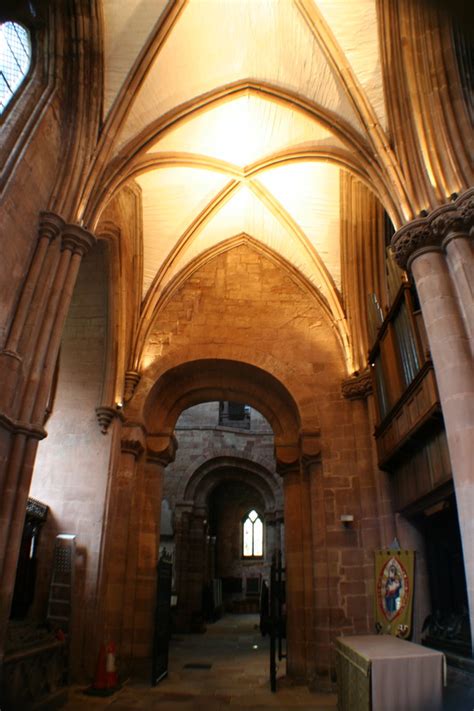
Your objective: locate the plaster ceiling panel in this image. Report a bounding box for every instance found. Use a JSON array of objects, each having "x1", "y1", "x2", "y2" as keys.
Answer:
[
  {"x1": 116, "y1": 0, "x2": 364, "y2": 153},
  {"x1": 314, "y1": 0, "x2": 386, "y2": 129},
  {"x1": 160, "y1": 183, "x2": 333, "y2": 307},
  {"x1": 257, "y1": 162, "x2": 341, "y2": 289},
  {"x1": 102, "y1": 0, "x2": 170, "y2": 115},
  {"x1": 136, "y1": 167, "x2": 228, "y2": 296},
  {"x1": 147, "y1": 93, "x2": 343, "y2": 167}
]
